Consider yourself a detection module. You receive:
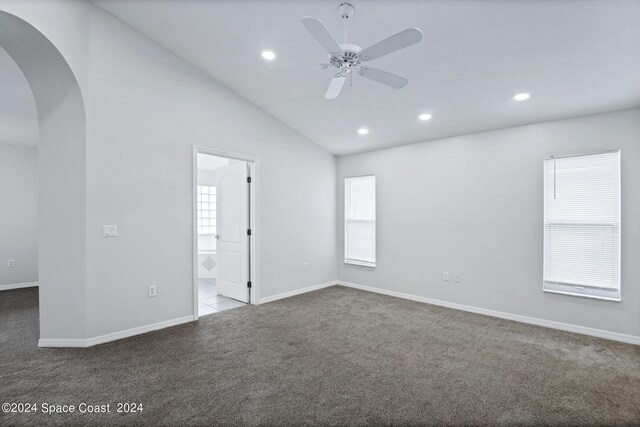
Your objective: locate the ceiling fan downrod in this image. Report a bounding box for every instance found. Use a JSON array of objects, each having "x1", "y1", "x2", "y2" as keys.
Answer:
[{"x1": 338, "y1": 3, "x2": 354, "y2": 43}]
